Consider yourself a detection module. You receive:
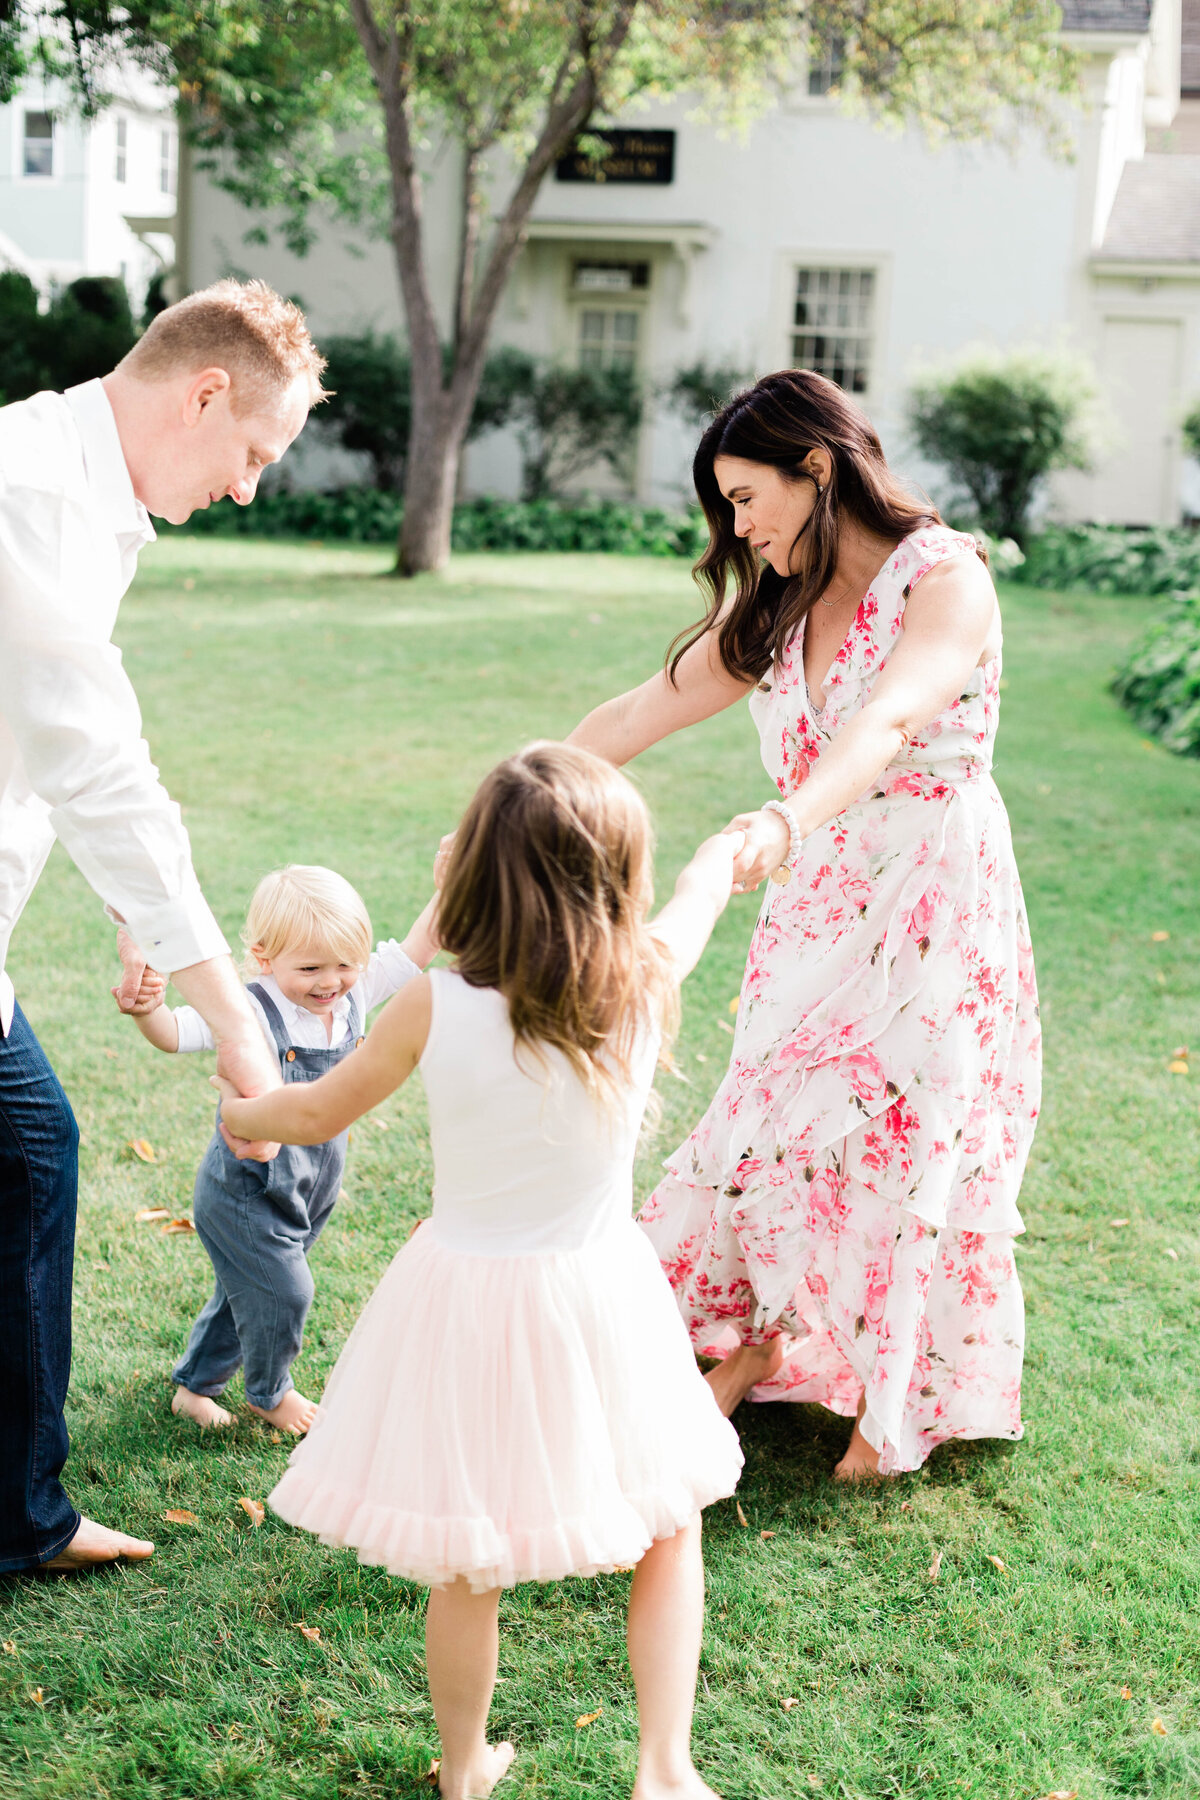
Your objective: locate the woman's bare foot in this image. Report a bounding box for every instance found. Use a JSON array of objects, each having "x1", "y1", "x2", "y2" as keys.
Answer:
[
  {"x1": 247, "y1": 1389, "x2": 317, "y2": 1434},
  {"x1": 833, "y1": 1394, "x2": 883, "y2": 1481},
  {"x1": 704, "y1": 1339, "x2": 785, "y2": 1419},
  {"x1": 41, "y1": 1516, "x2": 155, "y2": 1571},
  {"x1": 172, "y1": 1386, "x2": 234, "y2": 1429},
  {"x1": 439, "y1": 1740, "x2": 516, "y2": 1799},
  {"x1": 632, "y1": 1769, "x2": 722, "y2": 1800}
]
